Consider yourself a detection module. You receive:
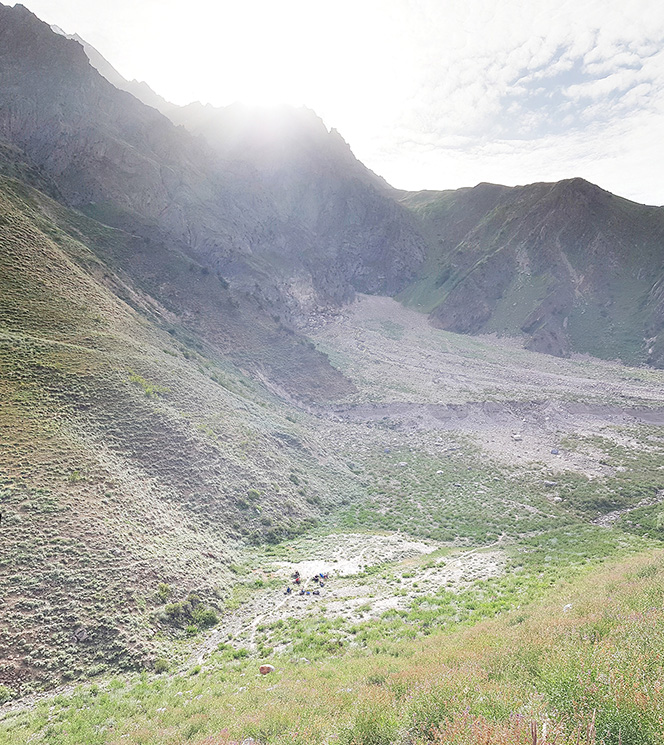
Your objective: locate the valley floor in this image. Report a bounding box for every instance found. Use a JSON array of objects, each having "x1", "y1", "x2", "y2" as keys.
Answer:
[{"x1": 3, "y1": 548, "x2": 664, "y2": 744}]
